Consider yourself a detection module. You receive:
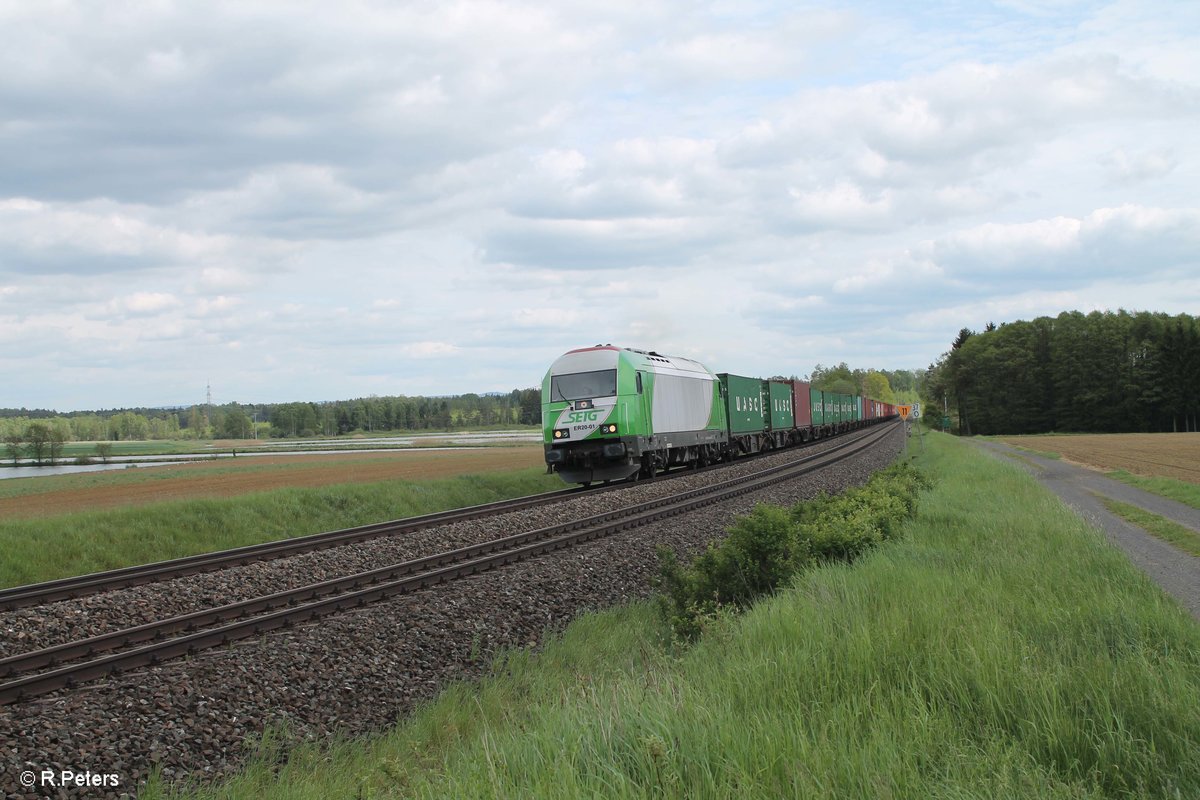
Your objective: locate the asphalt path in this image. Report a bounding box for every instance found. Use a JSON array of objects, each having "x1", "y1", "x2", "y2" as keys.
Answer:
[{"x1": 975, "y1": 440, "x2": 1200, "y2": 622}]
